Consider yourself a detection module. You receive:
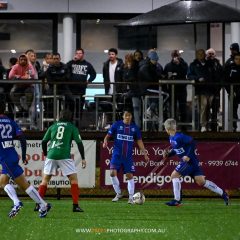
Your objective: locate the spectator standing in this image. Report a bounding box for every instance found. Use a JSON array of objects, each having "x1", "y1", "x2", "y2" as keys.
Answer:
[
  {"x1": 225, "y1": 43, "x2": 240, "y2": 68},
  {"x1": 138, "y1": 50, "x2": 163, "y2": 131},
  {"x1": 46, "y1": 53, "x2": 74, "y2": 112},
  {"x1": 224, "y1": 53, "x2": 240, "y2": 131},
  {"x1": 205, "y1": 48, "x2": 223, "y2": 131},
  {"x1": 67, "y1": 48, "x2": 96, "y2": 114},
  {"x1": 164, "y1": 50, "x2": 188, "y2": 123},
  {"x1": 103, "y1": 48, "x2": 124, "y2": 96}
]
